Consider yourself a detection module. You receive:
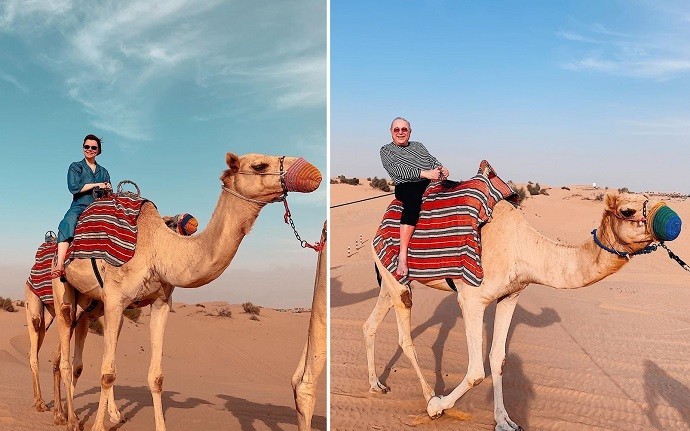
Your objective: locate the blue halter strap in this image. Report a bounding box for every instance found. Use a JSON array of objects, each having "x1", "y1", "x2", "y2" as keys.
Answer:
[{"x1": 591, "y1": 229, "x2": 658, "y2": 259}]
